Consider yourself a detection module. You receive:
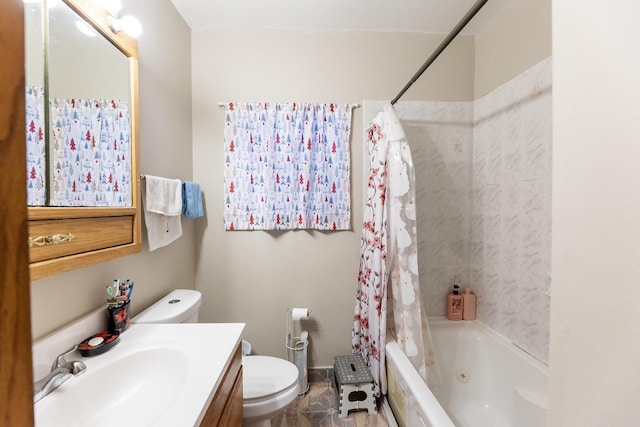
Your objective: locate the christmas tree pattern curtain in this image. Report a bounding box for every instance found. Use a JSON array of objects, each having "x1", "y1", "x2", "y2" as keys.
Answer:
[
  {"x1": 26, "y1": 86, "x2": 46, "y2": 206},
  {"x1": 223, "y1": 102, "x2": 354, "y2": 230},
  {"x1": 49, "y1": 98, "x2": 132, "y2": 206}
]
